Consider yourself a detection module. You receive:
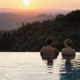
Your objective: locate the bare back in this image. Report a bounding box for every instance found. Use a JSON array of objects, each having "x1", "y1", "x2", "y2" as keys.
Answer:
[
  {"x1": 62, "y1": 48, "x2": 75, "y2": 55},
  {"x1": 41, "y1": 46, "x2": 58, "y2": 55}
]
